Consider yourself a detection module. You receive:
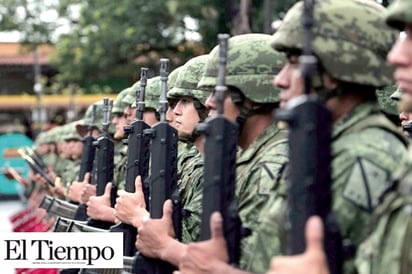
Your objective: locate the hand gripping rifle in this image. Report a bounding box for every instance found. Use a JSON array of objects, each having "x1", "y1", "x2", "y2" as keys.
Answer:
[
  {"x1": 132, "y1": 59, "x2": 181, "y2": 274},
  {"x1": 110, "y1": 68, "x2": 151, "y2": 257},
  {"x1": 196, "y1": 34, "x2": 242, "y2": 266},
  {"x1": 276, "y1": 1, "x2": 342, "y2": 273},
  {"x1": 85, "y1": 98, "x2": 116, "y2": 229}
]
